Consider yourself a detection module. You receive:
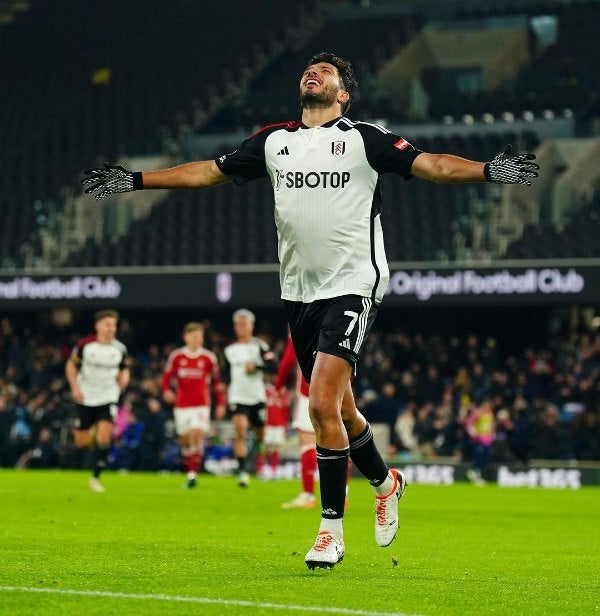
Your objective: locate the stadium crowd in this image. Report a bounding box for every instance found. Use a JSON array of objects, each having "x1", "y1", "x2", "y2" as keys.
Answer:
[{"x1": 0, "y1": 314, "x2": 598, "y2": 472}]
